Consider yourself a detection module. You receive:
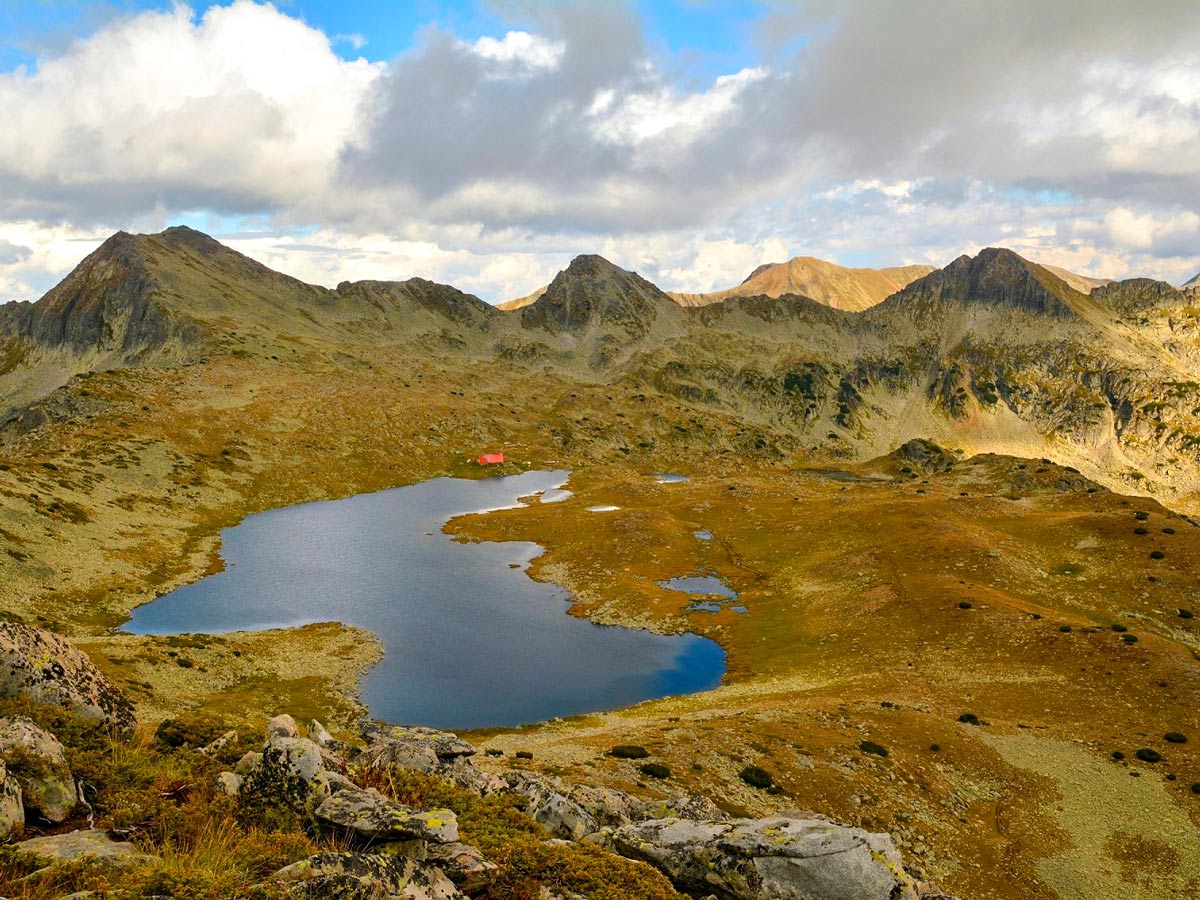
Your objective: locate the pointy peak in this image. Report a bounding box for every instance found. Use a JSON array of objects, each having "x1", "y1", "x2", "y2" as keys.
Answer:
[
  {"x1": 891, "y1": 247, "x2": 1082, "y2": 316},
  {"x1": 1184, "y1": 270, "x2": 1200, "y2": 288},
  {"x1": 521, "y1": 253, "x2": 674, "y2": 337}
]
